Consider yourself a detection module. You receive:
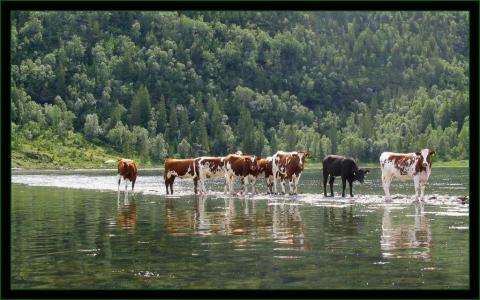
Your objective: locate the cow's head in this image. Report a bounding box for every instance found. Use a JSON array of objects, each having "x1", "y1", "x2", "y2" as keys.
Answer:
[
  {"x1": 355, "y1": 169, "x2": 370, "y2": 183},
  {"x1": 296, "y1": 151, "x2": 310, "y2": 168},
  {"x1": 416, "y1": 149, "x2": 436, "y2": 170}
]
